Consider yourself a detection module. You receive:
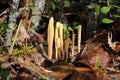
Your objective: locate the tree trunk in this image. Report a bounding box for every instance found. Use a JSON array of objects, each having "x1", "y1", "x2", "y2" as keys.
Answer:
[
  {"x1": 32, "y1": 0, "x2": 46, "y2": 29},
  {"x1": 5, "y1": 0, "x2": 20, "y2": 47}
]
